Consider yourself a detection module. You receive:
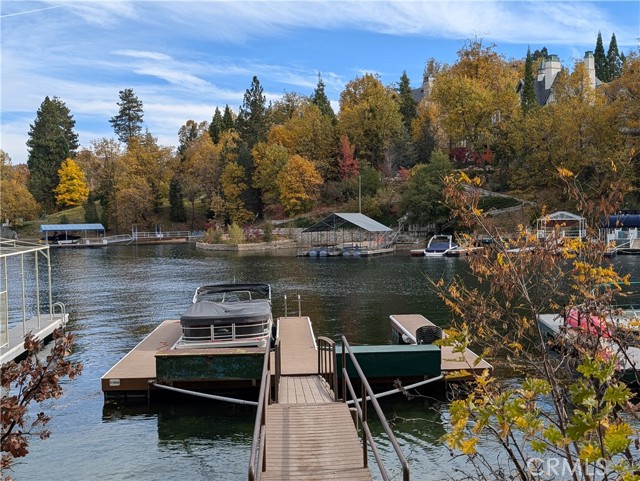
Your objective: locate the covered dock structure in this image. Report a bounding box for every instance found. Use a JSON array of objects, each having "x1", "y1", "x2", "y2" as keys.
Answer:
[
  {"x1": 40, "y1": 223, "x2": 106, "y2": 246},
  {"x1": 299, "y1": 213, "x2": 394, "y2": 257},
  {"x1": 601, "y1": 214, "x2": 640, "y2": 254},
  {"x1": 0, "y1": 238, "x2": 68, "y2": 363},
  {"x1": 536, "y1": 211, "x2": 586, "y2": 240}
]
